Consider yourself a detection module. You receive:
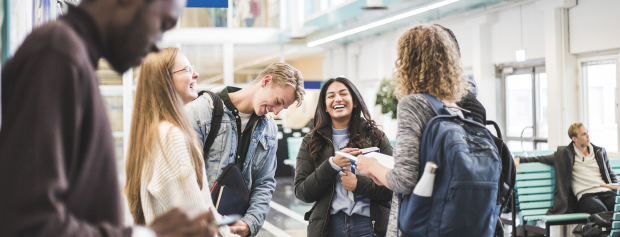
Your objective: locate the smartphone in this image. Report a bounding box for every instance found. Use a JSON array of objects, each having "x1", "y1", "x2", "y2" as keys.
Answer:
[{"x1": 216, "y1": 214, "x2": 242, "y2": 226}]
